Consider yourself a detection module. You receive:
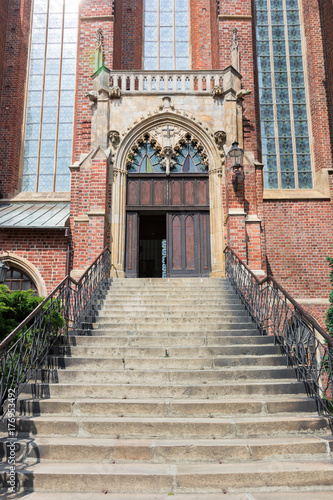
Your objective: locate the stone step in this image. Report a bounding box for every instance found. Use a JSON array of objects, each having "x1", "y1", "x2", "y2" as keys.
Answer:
[
  {"x1": 99, "y1": 304, "x2": 244, "y2": 312},
  {"x1": 102, "y1": 298, "x2": 243, "y2": 306},
  {"x1": 37, "y1": 367, "x2": 295, "y2": 385},
  {"x1": 66, "y1": 335, "x2": 273, "y2": 348},
  {"x1": 20, "y1": 380, "x2": 306, "y2": 399},
  {"x1": 17, "y1": 397, "x2": 318, "y2": 417},
  {"x1": 45, "y1": 354, "x2": 287, "y2": 370},
  {"x1": 10, "y1": 492, "x2": 333, "y2": 500},
  {"x1": 71, "y1": 328, "x2": 261, "y2": 338},
  {"x1": 49, "y1": 344, "x2": 281, "y2": 358},
  {"x1": 4, "y1": 461, "x2": 333, "y2": 493},
  {"x1": 93, "y1": 314, "x2": 251, "y2": 324},
  {"x1": 12, "y1": 414, "x2": 328, "y2": 439},
  {"x1": 10, "y1": 435, "x2": 327, "y2": 464},
  {"x1": 91, "y1": 323, "x2": 256, "y2": 333}
]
